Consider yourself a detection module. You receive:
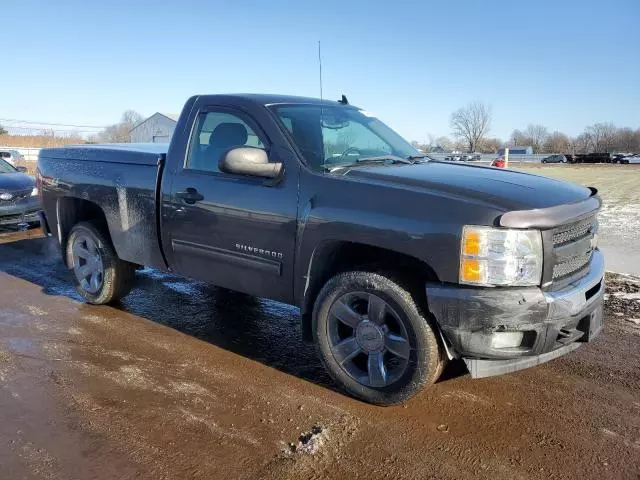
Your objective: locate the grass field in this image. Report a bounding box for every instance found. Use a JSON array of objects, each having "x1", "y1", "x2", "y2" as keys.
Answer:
[{"x1": 515, "y1": 164, "x2": 640, "y2": 275}]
